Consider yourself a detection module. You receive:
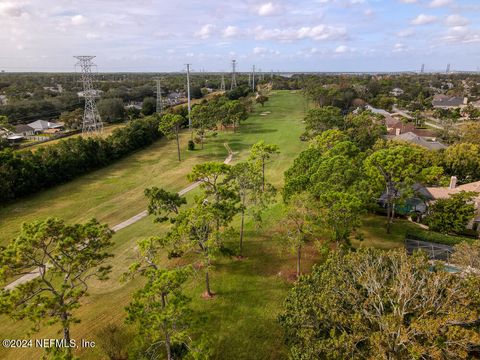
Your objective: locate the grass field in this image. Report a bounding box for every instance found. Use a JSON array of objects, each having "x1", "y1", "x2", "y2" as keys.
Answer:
[
  {"x1": 0, "y1": 90, "x2": 316, "y2": 359},
  {"x1": 0, "y1": 90, "x2": 417, "y2": 359}
]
